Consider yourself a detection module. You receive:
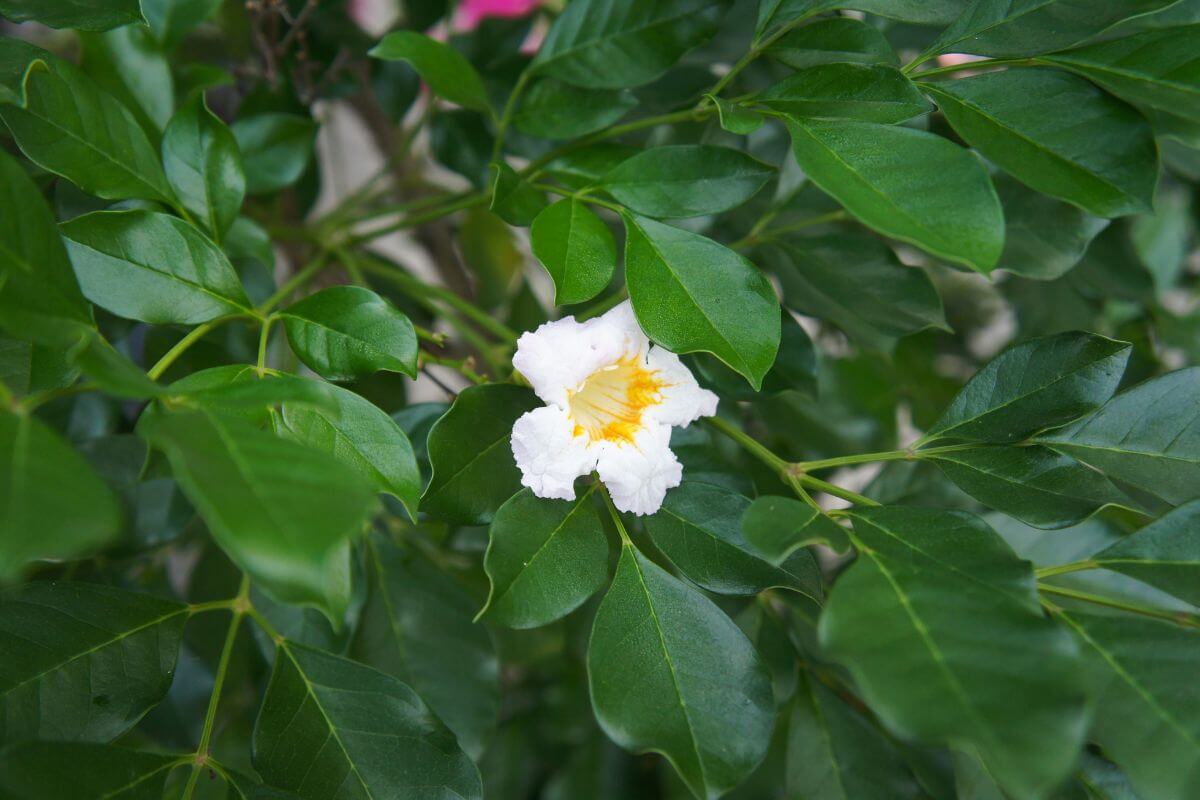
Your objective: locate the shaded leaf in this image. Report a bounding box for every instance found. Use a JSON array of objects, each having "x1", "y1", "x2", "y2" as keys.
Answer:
[
  {"x1": 369, "y1": 30, "x2": 490, "y2": 112},
  {"x1": 231, "y1": 113, "x2": 317, "y2": 195},
  {"x1": 993, "y1": 174, "x2": 1109, "y2": 280},
  {"x1": 602, "y1": 145, "x2": 774, "y2": 219},
  {"x1": 1091, "y1": 499, "x2": 1200, "y2": 606},
  {"x1": 514, "y1": 79, "x2": 638, "y2": 139},
  {"x1": 766, "y1": 16, "x2": 897, "y2": 69},
  {"x1": 742, "y1": 495, "x2": 851, "y2": 562},
  {"x1": 0, "y1": 742, "x2": 180, "y2": 799},
  {"x1": 281, "y1": 286, "x2": 417, "y2": 381},
  {"x1": 760, "y1": 64, "x2": 930, "y2": 123},
  {"x1": 162, "y1": 93, "x2": 245, "y2": 242}
]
